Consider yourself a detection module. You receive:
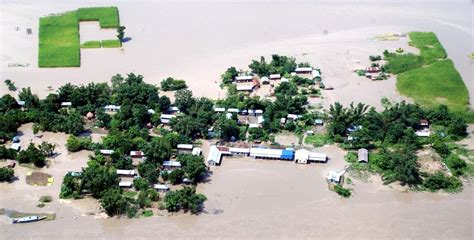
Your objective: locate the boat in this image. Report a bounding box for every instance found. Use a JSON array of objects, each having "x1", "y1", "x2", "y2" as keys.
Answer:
[{"x1": 12, "y1": 215, "x2": 46, "y2": 224}]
